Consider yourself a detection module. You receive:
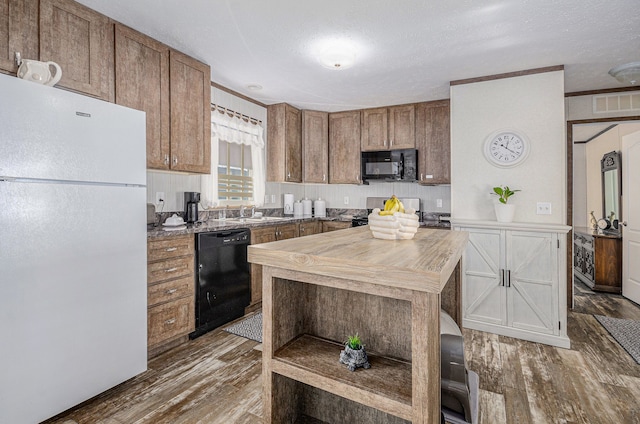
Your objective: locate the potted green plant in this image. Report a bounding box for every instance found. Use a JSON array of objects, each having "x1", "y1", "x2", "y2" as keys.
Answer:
[
  {"x1": 339, "y1": 333, "x2": 371, "y2": 372},
  {"x1": 491, "y1": 186, "x2": 520, "y2": 223}
]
